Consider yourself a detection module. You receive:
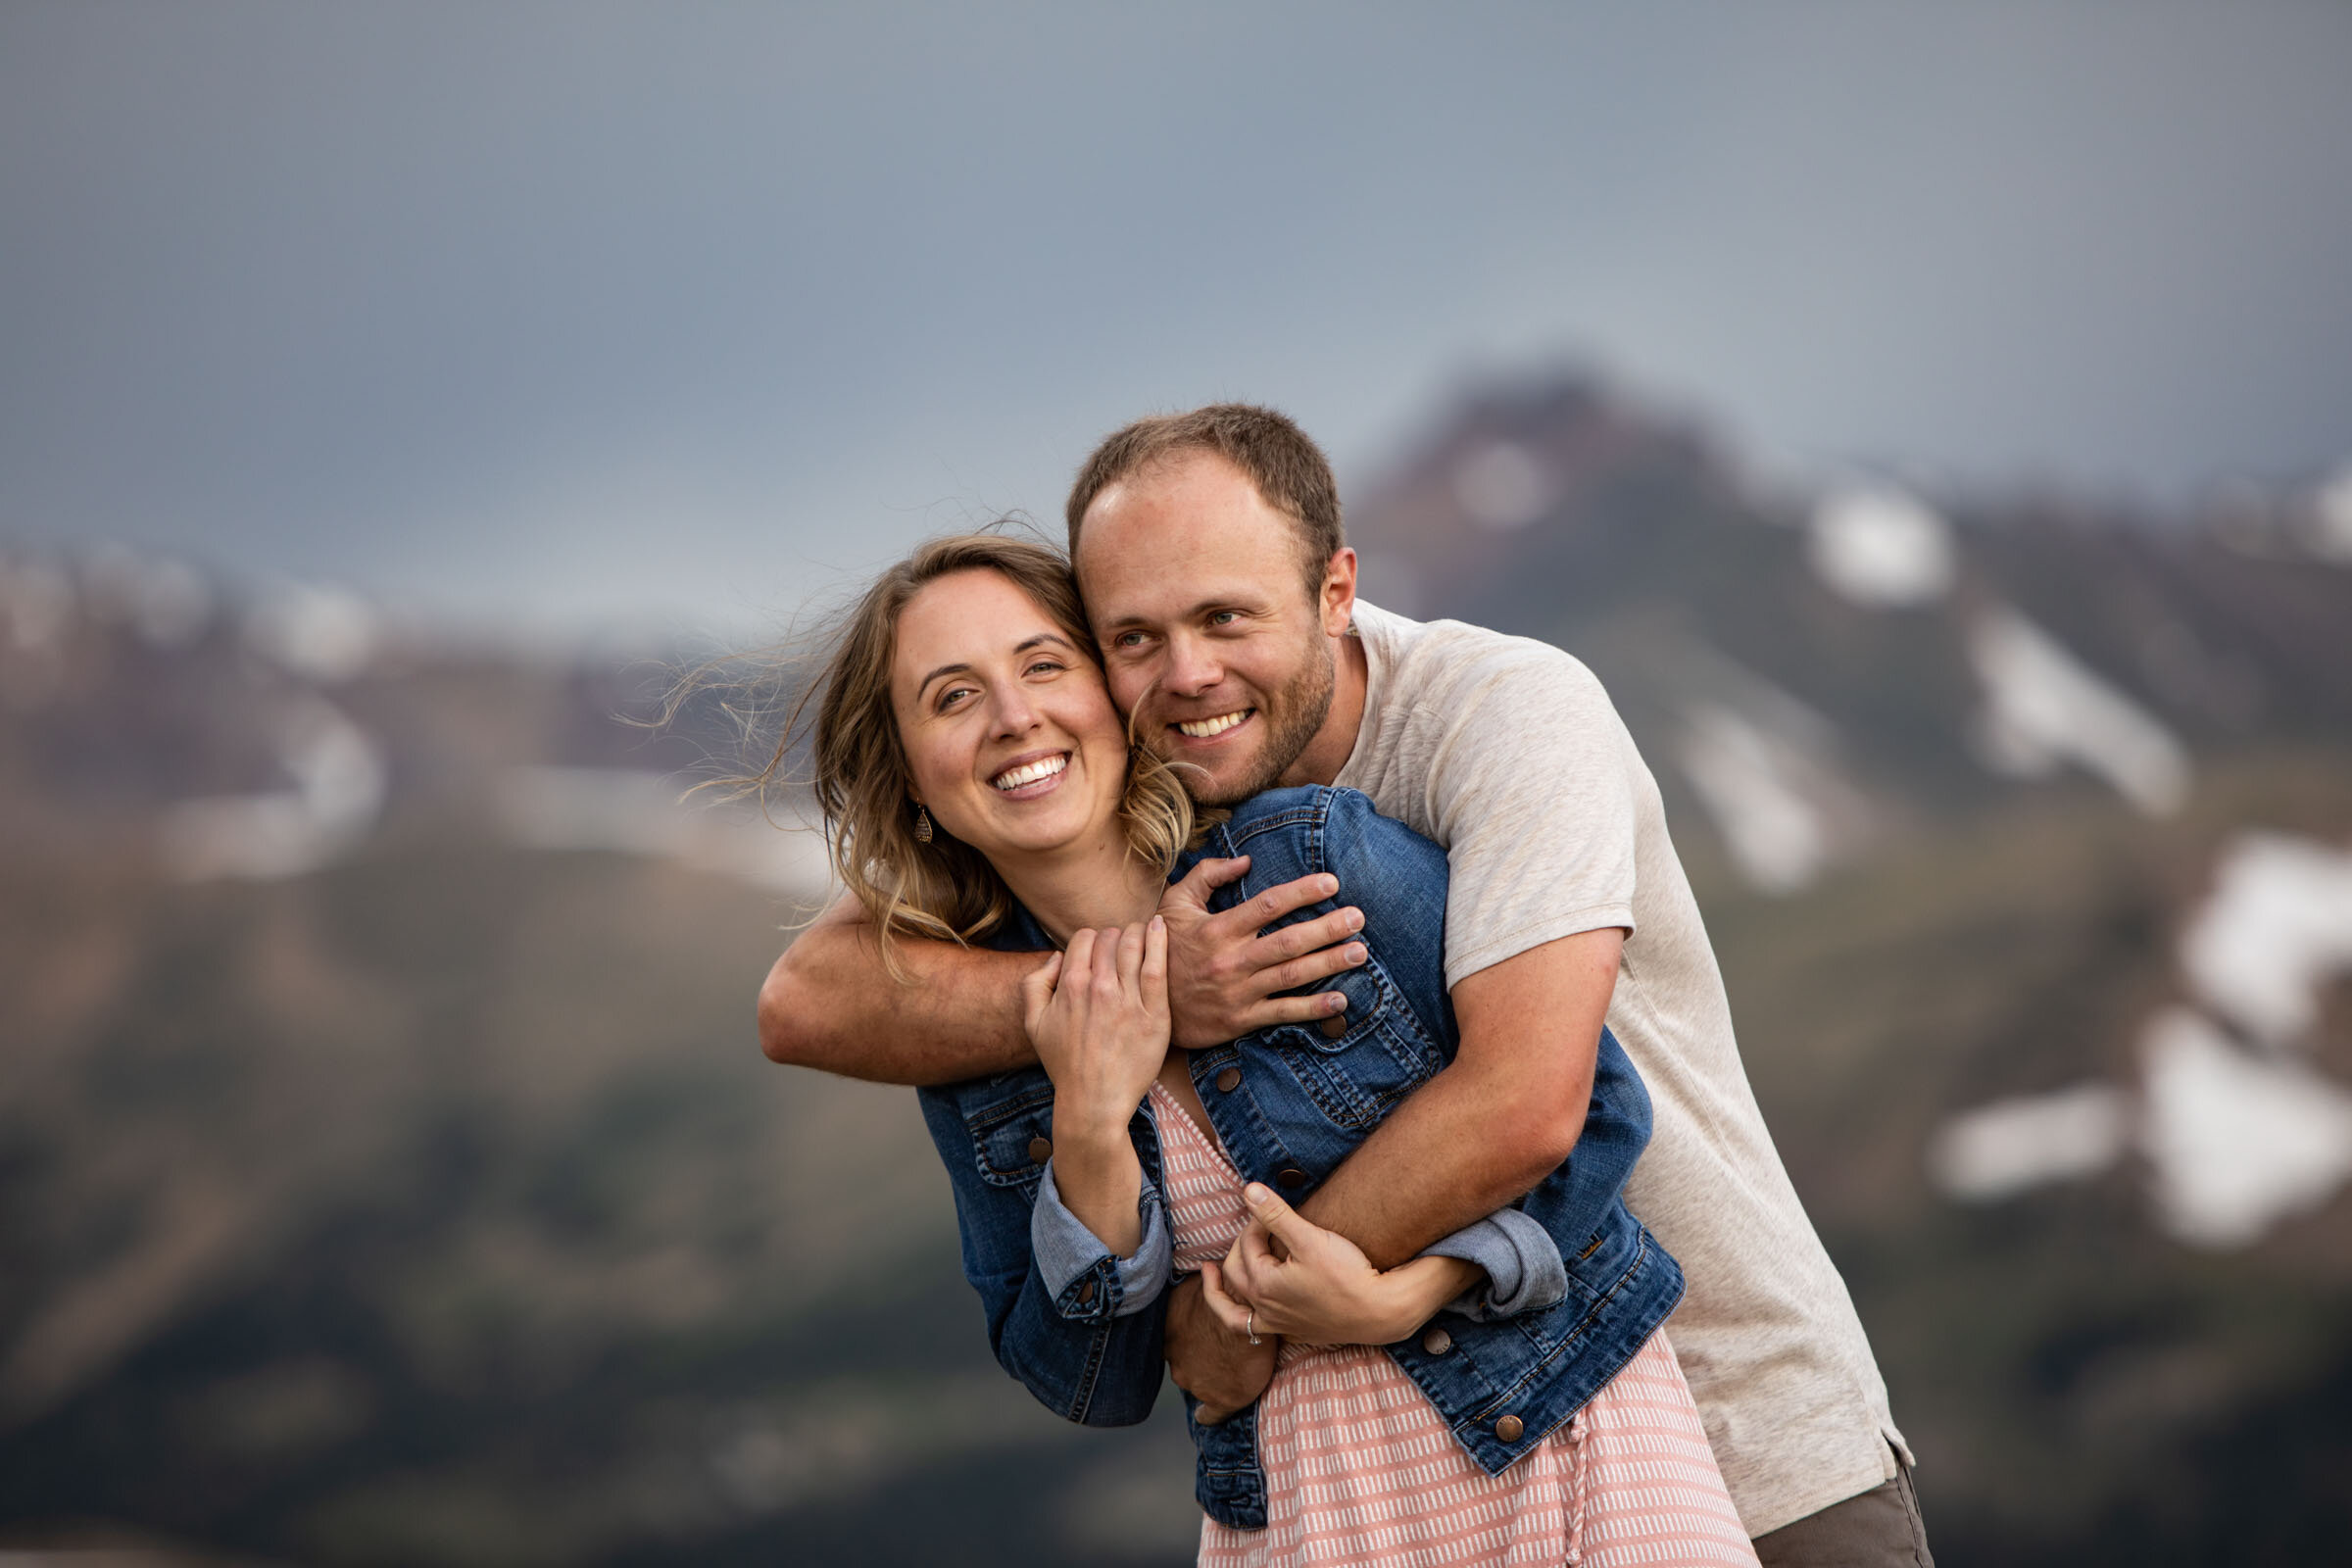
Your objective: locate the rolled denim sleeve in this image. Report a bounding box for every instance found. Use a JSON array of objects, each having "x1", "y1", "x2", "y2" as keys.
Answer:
[
  {"x1": 1422, "y1": 1207, "x2": 1568, "y2": 1321},
  {"x1": 1031, "y1": 1159, "x2": 1173, "y2": 1320}
]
